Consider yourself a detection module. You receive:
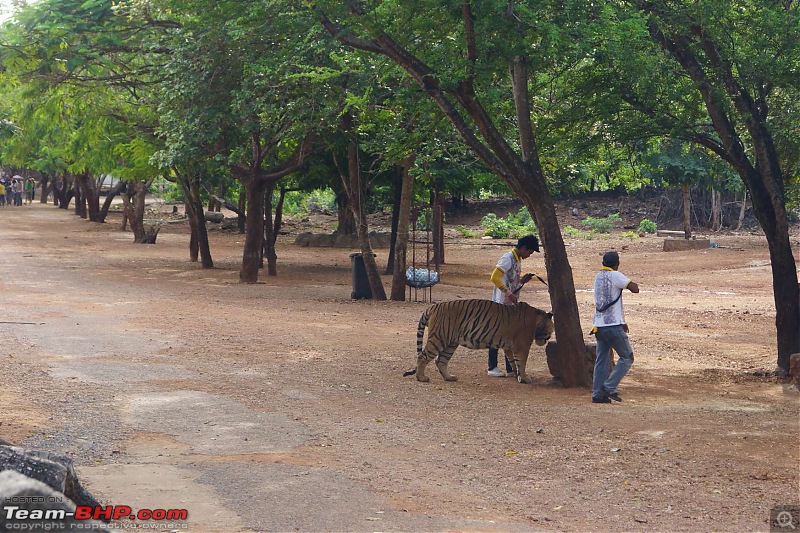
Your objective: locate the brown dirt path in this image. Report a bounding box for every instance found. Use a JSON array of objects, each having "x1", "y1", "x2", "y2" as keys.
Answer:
[{"x1": 0, "y1": 203, "x2": 797, "y2": 532}]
